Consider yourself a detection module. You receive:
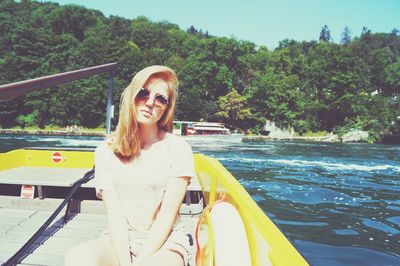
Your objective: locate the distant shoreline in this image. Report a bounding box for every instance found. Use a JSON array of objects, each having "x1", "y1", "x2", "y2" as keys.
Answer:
[
  {"x1": 1, "y1": 129, "x2": 393, "y2": 144},
  {"x1": 1, "y1": 129, "x2": 333, "y2": 141},
  {"x1": 0, "y1": 128, "x2": 106, "y2": 137},
  {"x1": 242, "y1": 134, "x2": 341, "y2": 143}
]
